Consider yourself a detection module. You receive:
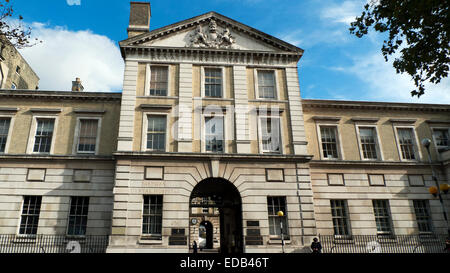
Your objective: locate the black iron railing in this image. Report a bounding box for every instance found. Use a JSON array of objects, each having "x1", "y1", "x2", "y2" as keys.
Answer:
[
  {"x1": 0, "y1": 235, "x2": 109, "y2": 253},
  {"x1": 319, "y1": 234, "x2": 448, "y2": 253}
]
